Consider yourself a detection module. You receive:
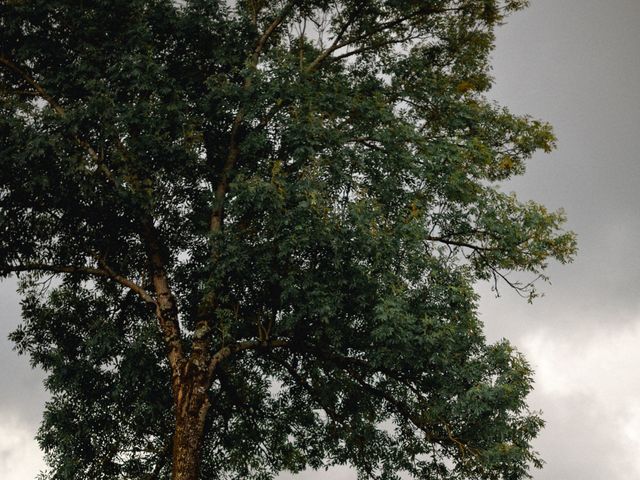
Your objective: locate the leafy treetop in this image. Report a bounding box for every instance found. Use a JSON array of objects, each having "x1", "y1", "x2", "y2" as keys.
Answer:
[{"x1": 0, "y1": 1, "x2": 575, "y2": 479}]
